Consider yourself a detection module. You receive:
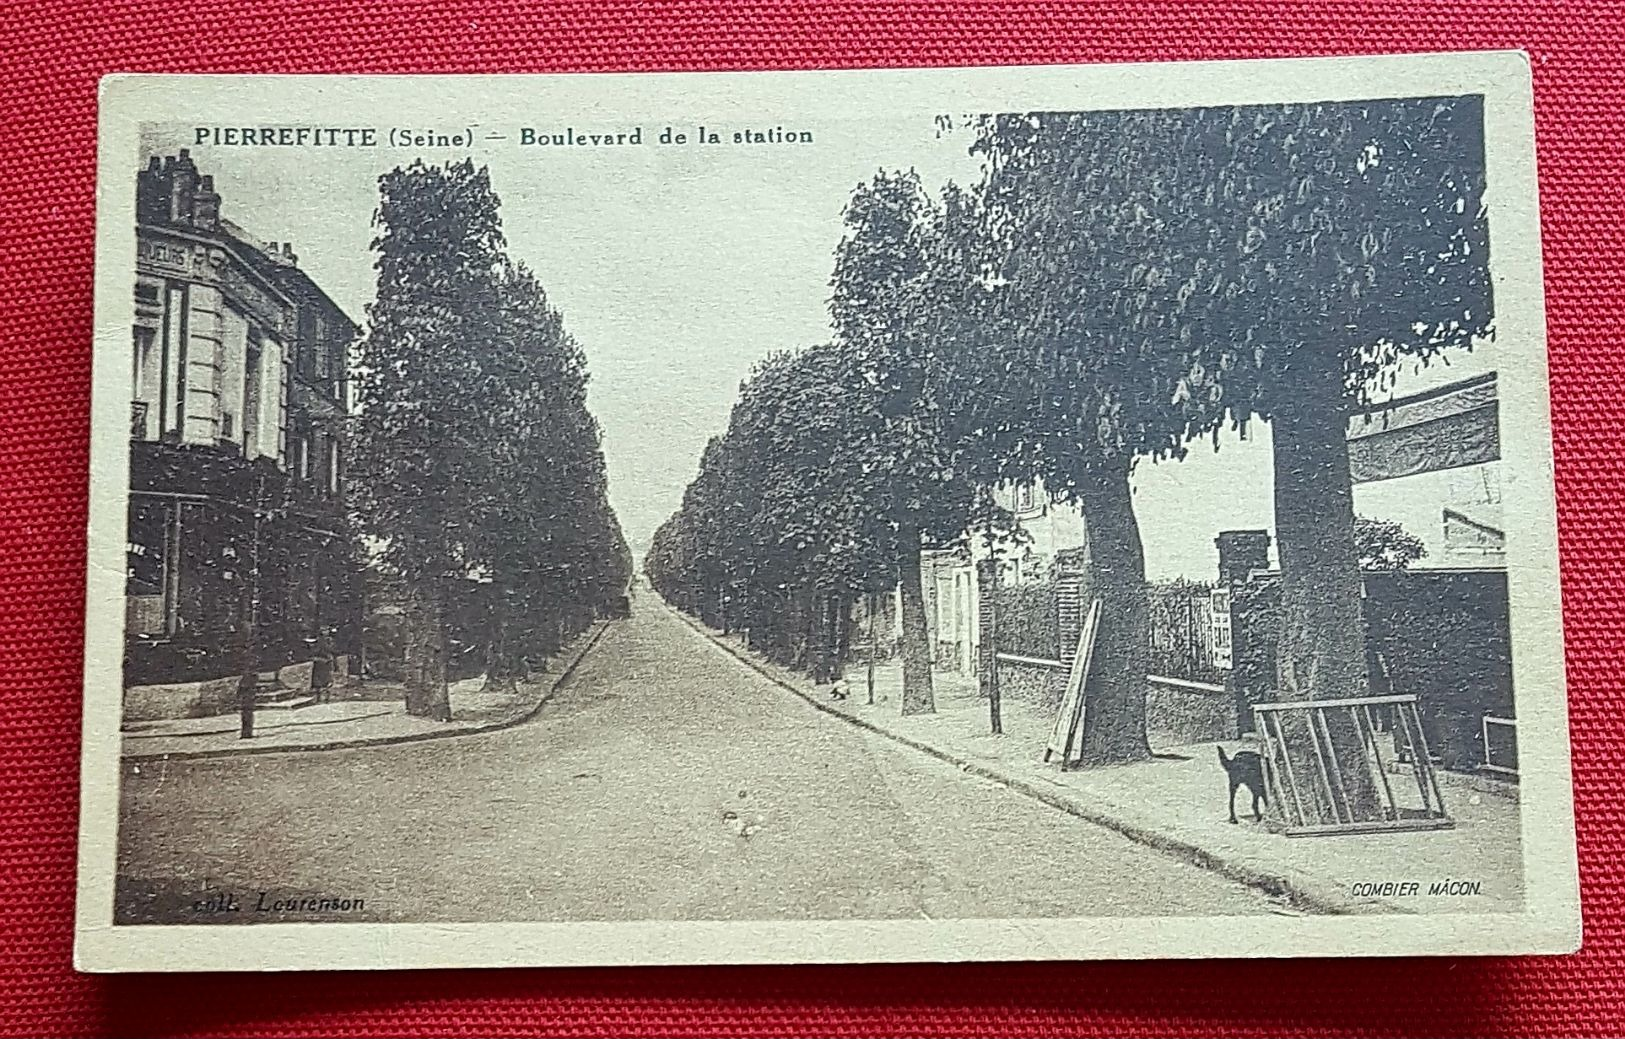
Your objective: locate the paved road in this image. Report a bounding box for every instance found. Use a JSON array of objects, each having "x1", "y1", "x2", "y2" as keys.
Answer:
[{"x1": 116, "y1": 598, "x2": 1278, "y2": 924}]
